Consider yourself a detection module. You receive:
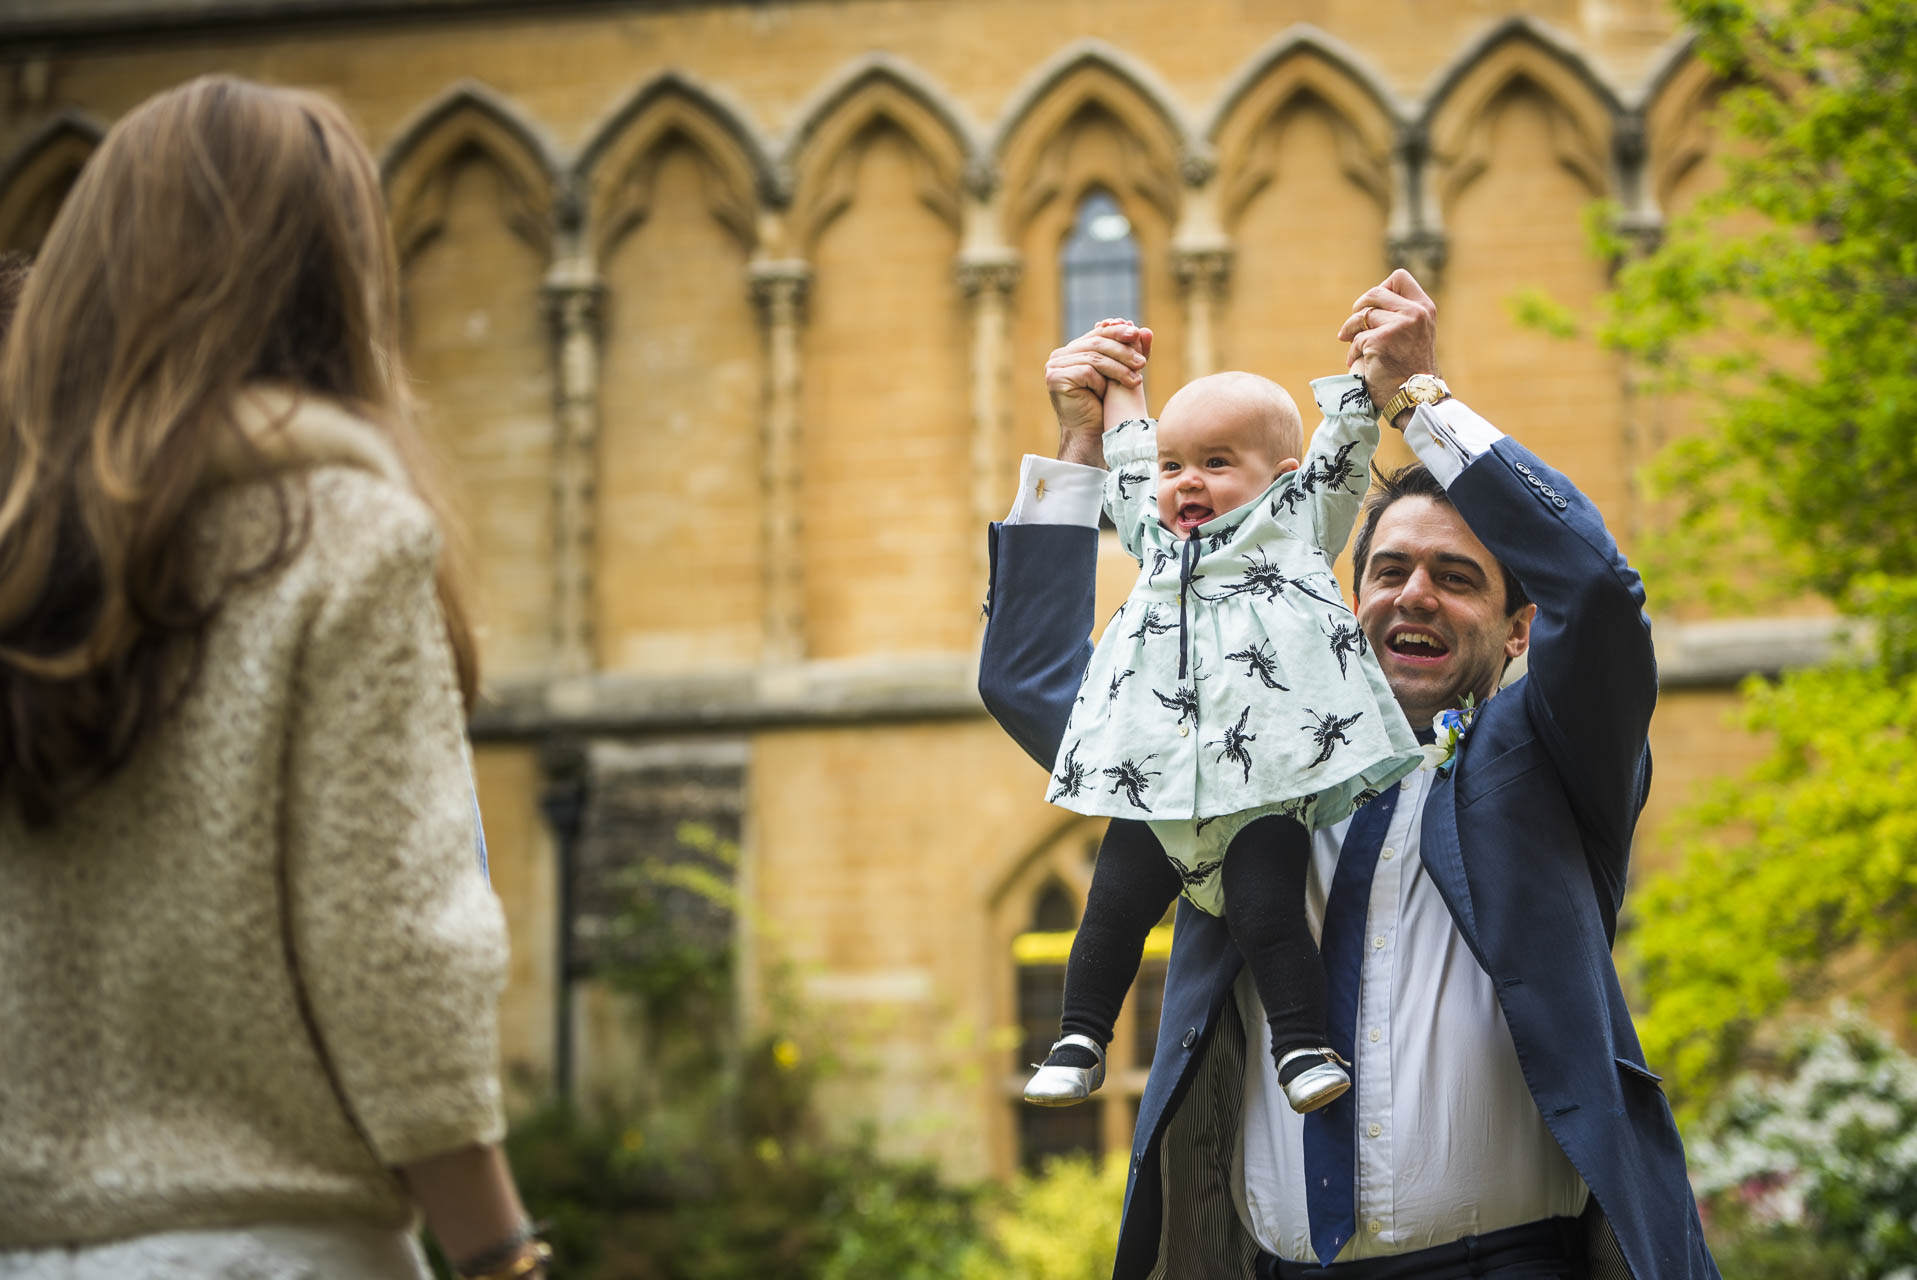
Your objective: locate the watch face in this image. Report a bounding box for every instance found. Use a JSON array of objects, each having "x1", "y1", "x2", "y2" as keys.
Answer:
[{"x1": 1406, "y1": 374, "x2": 1447, "y2": 403}]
